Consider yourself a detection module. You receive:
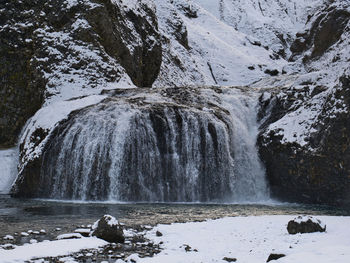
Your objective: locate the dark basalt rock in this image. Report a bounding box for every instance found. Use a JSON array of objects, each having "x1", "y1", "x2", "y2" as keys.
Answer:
[
  {"x1": 0, "y1": 0, "x2": 46, "y2": 147},
  {"x1": 91, "y1": 215, "x2": 125, "y2": 243},
  {"x1": 223, "y1": 257, "x2": 237, "y2": 262},
  {"x1": 86, "y1": 0, "x2": 162, "y2": 87},
  {"x1": 258, "y1": 74, "x2": 350, "y2": 206},
  {"x1": 287, "y1": 216, "x2": 326, "y2": 235},
  {"x1": 0, "y1": 0, "x2": 162, "y2": 147},
  {"x1": 264, "y1": 69, "x2": 279, "y2": 76},
  {"x1": 290, "y1": 6, "x2": 350, "y2": 61},
  {"x1": 266, "y1": 253, "x2": 286, "y2": 262}
]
